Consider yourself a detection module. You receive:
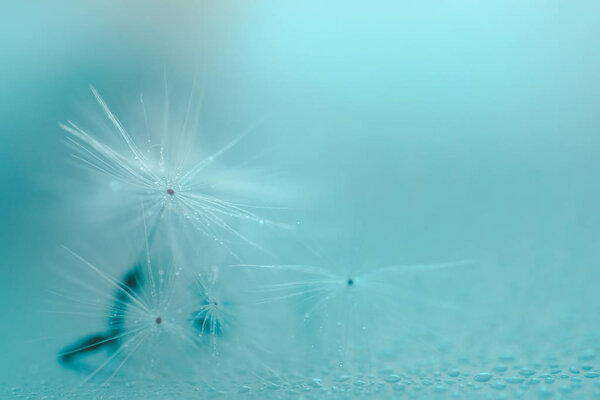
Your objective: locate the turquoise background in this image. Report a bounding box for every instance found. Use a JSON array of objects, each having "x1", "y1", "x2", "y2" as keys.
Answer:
[{"x1": 2, "y1": 1, "x2": 600, "y2": 398}]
